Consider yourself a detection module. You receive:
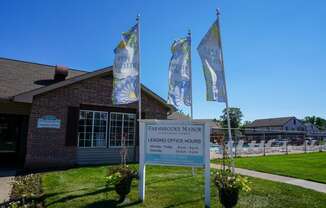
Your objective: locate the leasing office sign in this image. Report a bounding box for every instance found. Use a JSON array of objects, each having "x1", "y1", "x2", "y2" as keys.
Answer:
[
  {"x1": 139, "y1": 120, "x2": 211, "y2": 207},
  {"x1": 145, "y1": 123, "x2": 205, "y2": 167}
]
